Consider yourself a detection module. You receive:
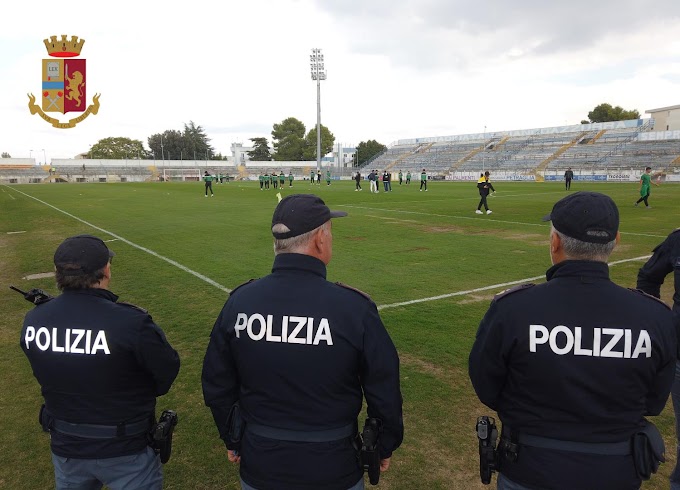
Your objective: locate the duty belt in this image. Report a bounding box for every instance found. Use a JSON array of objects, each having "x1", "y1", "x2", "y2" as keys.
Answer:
[
  {"x1": 42, "y1": 408, "x2": 151, "y2": 439},
  {"x1": 246, "y1": 421, "x2": 356, "y2": 443},
  {"x1": 503, "y1": 428, "x2": 631, "y2": 456}
]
